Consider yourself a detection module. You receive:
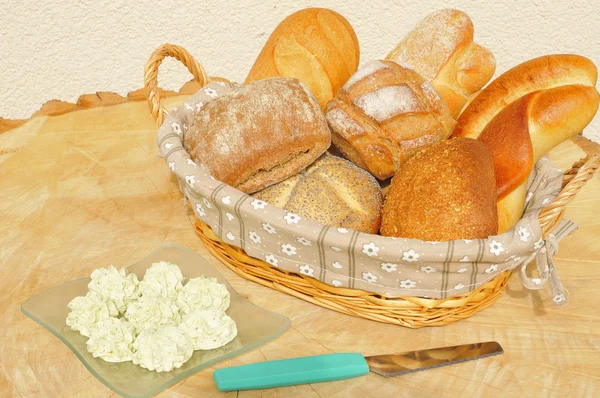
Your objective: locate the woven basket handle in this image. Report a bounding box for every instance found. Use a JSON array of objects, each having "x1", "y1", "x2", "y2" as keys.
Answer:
[
  {"x1": 144, "y1": 44, "x2": 209, "y2": 128},
  {"x1": 538, "y1": 143, "x2": 600, "y2": 236}
]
